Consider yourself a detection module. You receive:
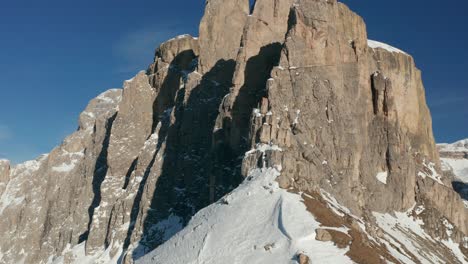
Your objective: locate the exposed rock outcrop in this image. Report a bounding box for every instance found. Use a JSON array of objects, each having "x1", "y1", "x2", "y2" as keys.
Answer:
[
  {"x1": 0, "y1": 89, "x2": 122, "y2": 263},
  {"x1": 0, "y1": 1, "x2": 466, "y2": 263},
  {"x1": 198, "y1": 0, "x2": 249, "y2": 74},
  {"x1": 0, "y1": 160, "x2": 9, "y2": 195},
  {"x1": 242, "y1": 0, "x2": 440, "y2": 217}
]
